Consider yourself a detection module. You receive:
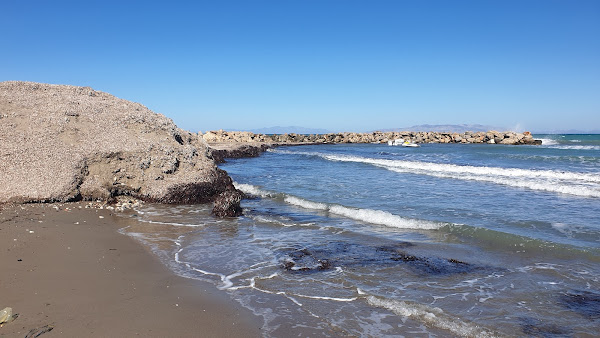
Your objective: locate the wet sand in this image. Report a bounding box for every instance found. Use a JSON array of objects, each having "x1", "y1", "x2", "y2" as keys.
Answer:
[{"x1": 0, "y1": 203, "x2": 262, "y2": 337}]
